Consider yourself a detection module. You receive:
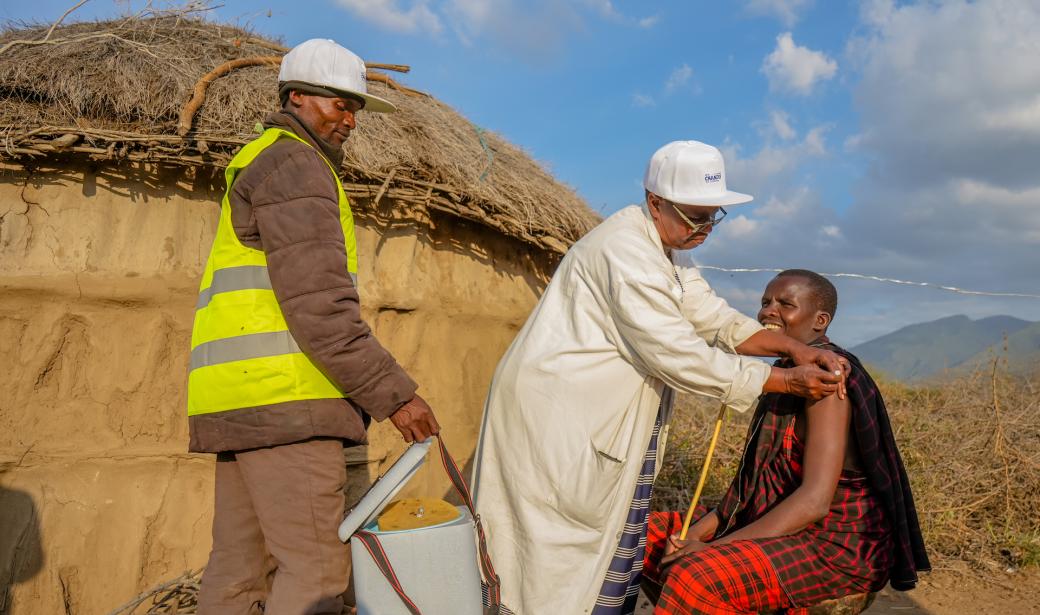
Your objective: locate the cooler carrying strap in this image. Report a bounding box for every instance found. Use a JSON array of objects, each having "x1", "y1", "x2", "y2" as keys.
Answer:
[
  {"x1": 435, "y1": 437, "x2": 502, "y2": 610},
  {"x1": 353, "y1": 529, "x2": 423, "y2": 615}
]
